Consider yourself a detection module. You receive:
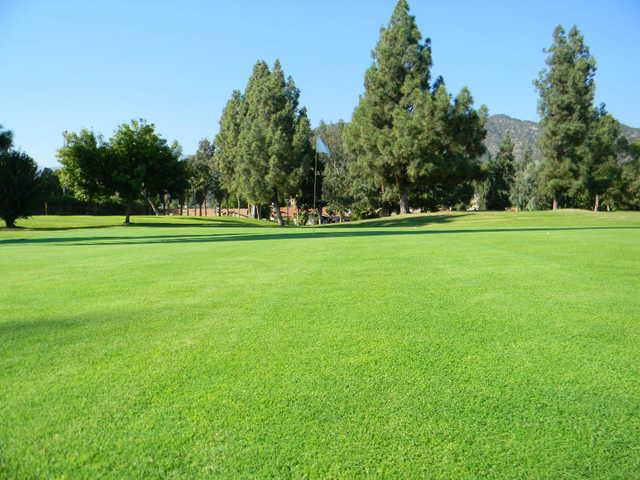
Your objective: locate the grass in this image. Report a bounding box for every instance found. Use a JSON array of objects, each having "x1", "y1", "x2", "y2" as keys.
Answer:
[{"x1": 1, "y1": 211, "x2": 639, "y2": 478}]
